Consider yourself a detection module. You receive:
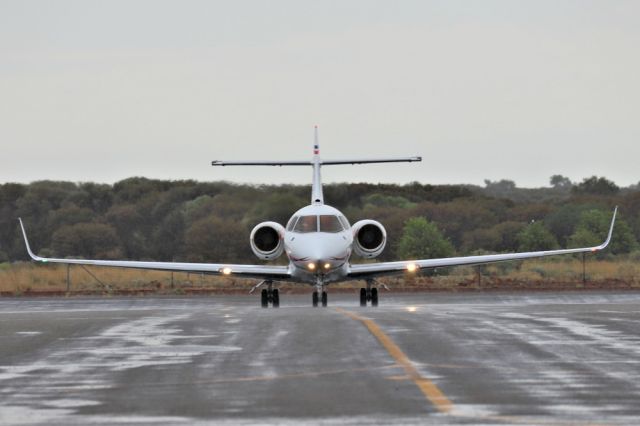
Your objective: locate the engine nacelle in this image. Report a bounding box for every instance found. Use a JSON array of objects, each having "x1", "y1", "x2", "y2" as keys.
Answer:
[
  {"x1": 352, "y1": 219, "x2": 387, "y2": 258},
  {"x1": 250, "y1": 221, "x2": 285, "y2": 260}
]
